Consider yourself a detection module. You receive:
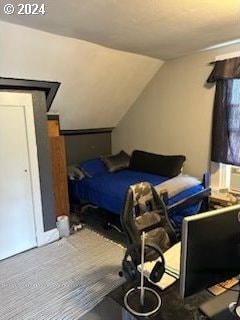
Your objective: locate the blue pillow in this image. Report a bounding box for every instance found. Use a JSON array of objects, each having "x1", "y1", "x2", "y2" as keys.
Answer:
[{"x1": 79, "y1": 159, "x2": 108, "y2": 177}]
